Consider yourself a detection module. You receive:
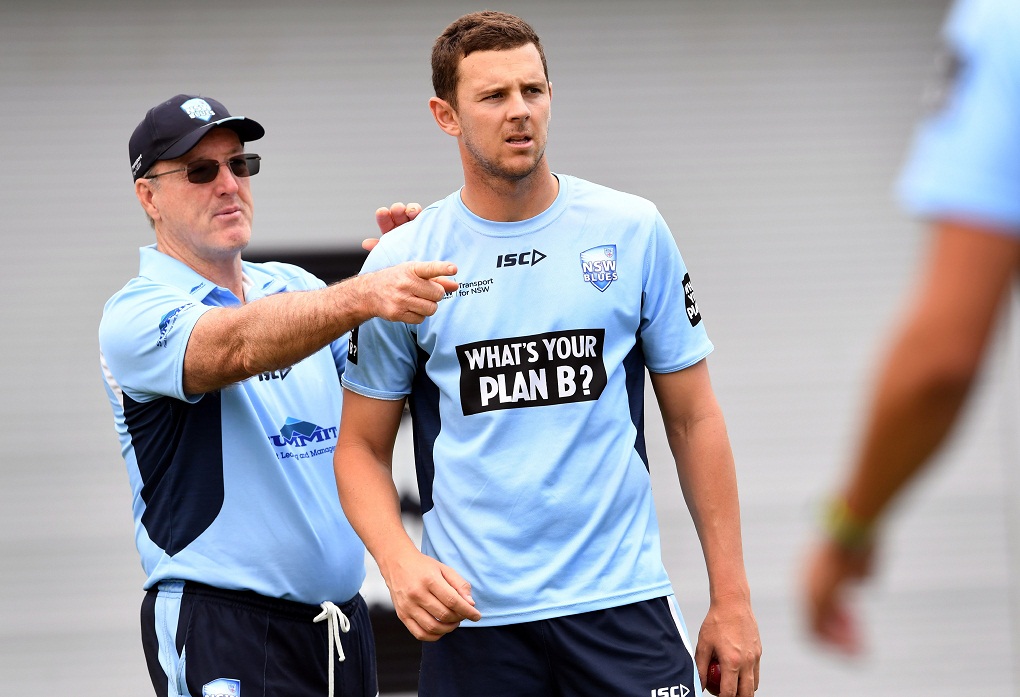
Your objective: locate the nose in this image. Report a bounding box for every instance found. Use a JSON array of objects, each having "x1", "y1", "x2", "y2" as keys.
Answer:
[
  {"x1": 506, "y1": 90, "x2": 531, "y2": 122},
  {"x1": 212, "y1": 161, "x2": 240, "y2": 194}
]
